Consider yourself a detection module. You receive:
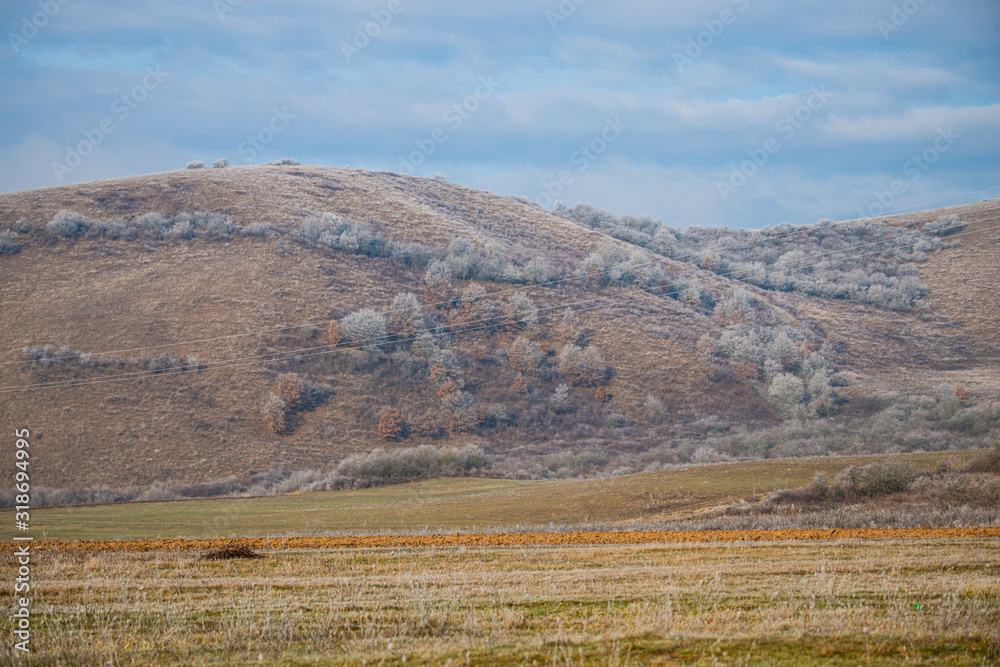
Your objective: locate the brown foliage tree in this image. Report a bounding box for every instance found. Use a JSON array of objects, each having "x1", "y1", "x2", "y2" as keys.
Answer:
[
  {"x1": 273, "y1": 373, "x2": 304, "y2": 411},
  {"x1": 954, "y1": 384, "x2": 969, "y2": 407},
  {"x1": 497, "y1": 301, "x2": 519, "y2": 332},
  {"x1": 328, "y1": 321, "x2": 343, "y2": 347},
  {"x1": 377, "y1": 407, "x2": 406, "y2": 440},
  {"x1": 468, "y1": 343, "x2": 488, "y2": 362},
  {"x1": 448, "y1": 284, "x2": 495, "y2": 330},
  {"x1": 734, "y1": 360, "x2": 757, "y2": 381},
  {"x1": 437, "y1": 380, "x2": 459, "y2": 398},
  {"x1": 410, "y1": 411, "x2": 442, "y2": 438},
  {"x1": 260, "y1": 394, "x2": 289, "y2": 434},
  {"x1": 592, "y1": 385, "x2": 612, "y2": 402},
  {"x1": 447, "y1": 407, "x2": 478, "y2": 434}
]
